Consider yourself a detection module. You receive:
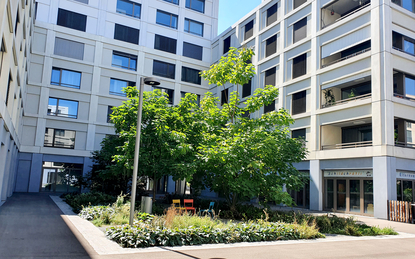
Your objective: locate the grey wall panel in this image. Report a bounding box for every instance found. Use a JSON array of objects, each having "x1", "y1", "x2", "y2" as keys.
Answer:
[
  {"x1": 15, "y1": 160, "x2": 31, "y2": 192},
  {"x1": 320, "y1": 158, "x2": 372, "y2": 170},
  {"x1": 28, "y1": 154, "x2": 43, "y2": 192}
]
